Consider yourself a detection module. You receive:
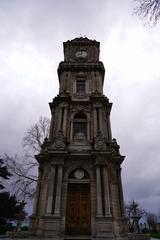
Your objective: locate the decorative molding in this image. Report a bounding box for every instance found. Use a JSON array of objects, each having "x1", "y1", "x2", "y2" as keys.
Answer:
[
  {"x1": 51, "y1": 157, "x2": 64, "y2": 165},
  {"x1": 52, "y1": 130, "x2": 66, "y2": 151},
  {"x1": 59, "y1": 102, "x2": 68, "y2": 107},
  {"x1": 95, "y1": 156, "x2": 106, "y2": 166},
  {"x1": 94, "y1": 131, "x2": 106, "y2": 151},
  {"x1": 41, "y1": 138, "x2": 49, "y2": 153}
]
